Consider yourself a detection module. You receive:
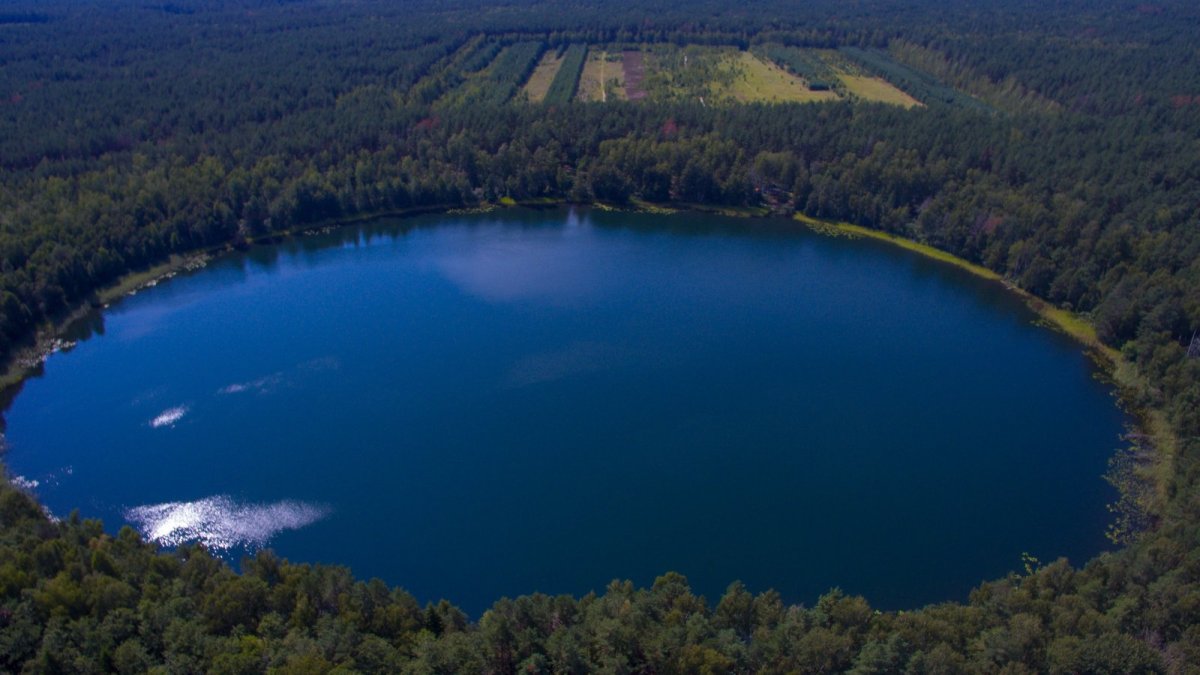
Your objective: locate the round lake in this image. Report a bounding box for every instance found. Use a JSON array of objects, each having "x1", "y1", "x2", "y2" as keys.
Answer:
[{"x1": 2, "y1": 208, "x2": 1126, "y2": 615}]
